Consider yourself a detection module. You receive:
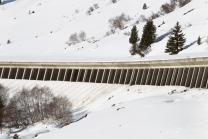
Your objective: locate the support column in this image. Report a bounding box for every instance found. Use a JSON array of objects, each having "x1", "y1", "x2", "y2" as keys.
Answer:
[
  {"x1": 118, "y1": 70, "x2": 123, "y2": 84},
  {"x1": 160, "y1": 68, "x2": 169, "y2": 86},
  {"x1": 156, "y1": 69, "x2": 163, "y2": 86},
  {"x1": 57, "y1": 69, "x2": 61, "y2": 81},
  {"x1": 175, "y1": 68, "x2": 183, "y2": 86},
  {"x1": 7, "y1": 68, "x2": 11, "y2": 79},
  {"x1": 151, "y1": 69, "x2": 159, "y2": 85},
  {"x1": 190, "y1": 67, "x2": 199, "y2": 88},
  {"x1": 70, "y1": 69, "x2": 74, "y2": 81},
  {"x1": 129, "y1": 69, "x2": 135, "y2": 85},
  {"x1": 141, "y1": 69, "x2": 149, "y2": 85},
  {"x1": 113, "y1": 70, "x2": 118, "y2": 84},
  {"x1": 165, "y1": 68, "x2": 174, "y2": 85},
  {"x1": 195, "y1": 67, "x2": 204, "y2": 88},
  {"x1": 50, "y1": 69, "x2": 54, "y2": 81},
  {"x1": 146, "y1": 69, "x2": 154, "y2": 85},
  {"x1": 200, "y1": 67, "x2": 207, "y2": 88},
  {"x1": 43, "y1": 68, "x2": 47, "y2": 81},
  {"x1": 185, "y1": 68, "x2": 194, "y2": 87},
  {"x1": 29, "y1": 69, "x2": 33, "y2": 80},
  {"x1": 36, "y1": 68, "x2": 40, "y2": 80},
  {"x1": 22, "y1": 68, "x2": 26, "y2": 79},
  {"x1": 63, "y1": 69, "x2": 67, "y2": 81}
]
